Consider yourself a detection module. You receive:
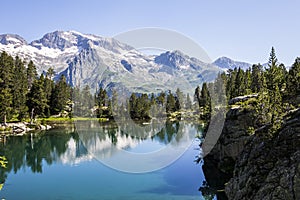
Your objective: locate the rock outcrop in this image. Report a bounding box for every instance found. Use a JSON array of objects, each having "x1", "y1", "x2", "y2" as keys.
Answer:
[
  {"x1": 202, "y1": 98, "x2": 300, "y2": 200},
  {"x1": 225, "y1": 109, "x2": 300, "y2": 200},
  {"x1": 204, "y1": 106, "x2": 255, "y2": 174},
  {"x1": 201, "y1": 103, "x2": 255, "y2": 200}
]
